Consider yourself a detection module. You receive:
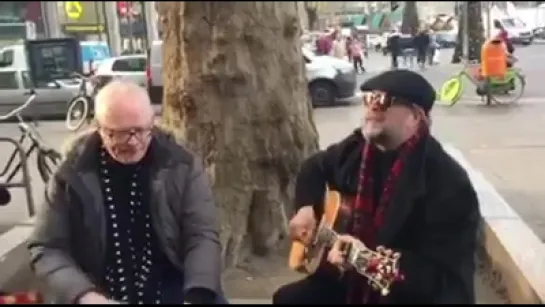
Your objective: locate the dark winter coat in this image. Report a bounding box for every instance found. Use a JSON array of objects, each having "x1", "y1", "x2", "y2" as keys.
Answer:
[{"x1": 294, "y1": 129, "x2": 481, "y2": 304}]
